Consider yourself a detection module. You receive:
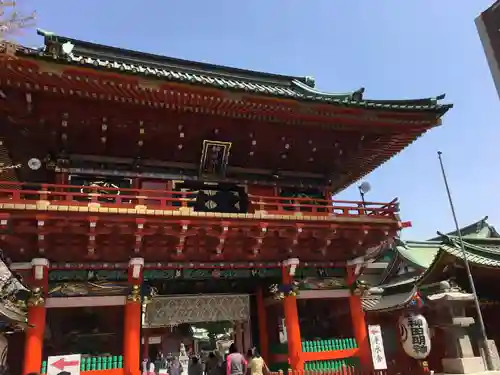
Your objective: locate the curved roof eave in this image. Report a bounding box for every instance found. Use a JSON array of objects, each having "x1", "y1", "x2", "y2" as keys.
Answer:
[
  {"x1": 24, "y1": 29, "x2": 453, "y2": 115},
  {"x1": 35, "y1": 29, "x2": 310, "y2": 86},
  {"x1": 416, "y1": 241, "x2": 500, "y2": 287},
  {"x1": 429, "y1": 216, "x2": 499, "y2": 240},
  {"x1": 291, "y1": 79, "x2": 364, "y2": 101},
  {"x1": 362, "y1": 286, "x2": 417, "y2": 312},
  {"x1": 394, "y1": 241, "x2": 441, "y2": 270}
]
